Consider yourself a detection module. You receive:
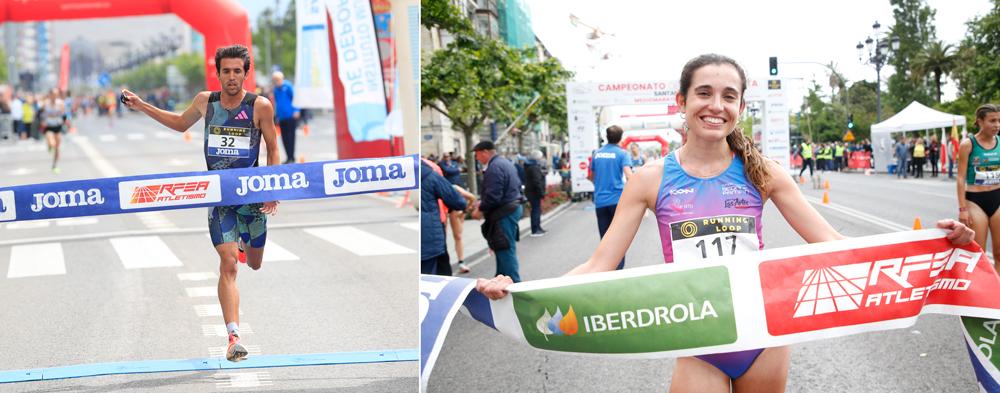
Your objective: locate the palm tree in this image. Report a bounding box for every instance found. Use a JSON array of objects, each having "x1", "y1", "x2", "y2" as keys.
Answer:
[{"x1": 910, "y1": 40, "x2": 956, "y2": 103}]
